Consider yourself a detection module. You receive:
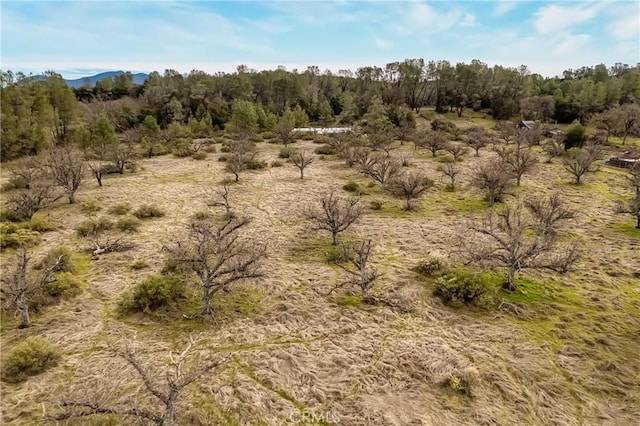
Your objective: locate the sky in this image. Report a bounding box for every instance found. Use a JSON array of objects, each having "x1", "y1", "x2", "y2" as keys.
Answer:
[{"x1": 1, "y1": 0, "x2": 639, "y2": 79}]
